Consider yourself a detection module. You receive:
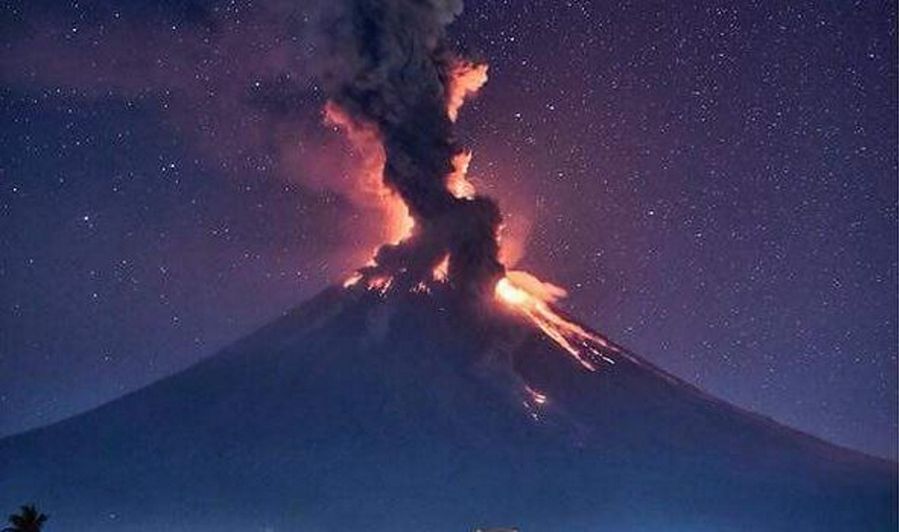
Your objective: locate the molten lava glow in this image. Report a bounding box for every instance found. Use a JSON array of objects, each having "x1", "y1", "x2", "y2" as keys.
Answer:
[
  {"x1": 336, "y1": 53, "x2": 613, "y2": 374},
  {"x1": 432, "y1": 254, "x2": 450, "y2": 282},
  {"x1": 345, "y1": 270, "x2": 400, "y2": 295},
  {"x1": 446, "y1": 60, "x2": 488, "y2": 122},
  {"x1": 525, "y1": 385, "x2": 548, "y2": 405},
  {"x1": 343, "y1": 272, "x2": 363, "y2": 288},
  {"x1": 367, "y1": 275, "x2": 394, "y2": 296},
  {"x1": 495, "y1": 271, "x2": 617, "y2": 372}
]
